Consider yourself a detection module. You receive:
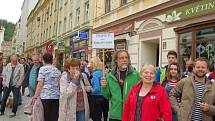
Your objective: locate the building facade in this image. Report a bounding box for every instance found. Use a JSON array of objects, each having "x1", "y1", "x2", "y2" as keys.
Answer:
[
  {"x1": 93, "y1": 0, "x2": 215, "y2": 70},
  {"x1": 26, "y1": 0, "x2": 94, "y2": 65},
  {"x1": 18, "y1": 0, "x2": 38, "y2": 54},
  {"x1": 12, "y1": 20, "x2": 21, "y2": 54},
  {"x1": 1, "y1": 41, "x2": 12, "y2": 63},
  {"x1": 26, "y1": 0, "x2": 59, "y2": 60},
  {"x1": 93, "y1": 0, "x2": 170, "y2": 69}
]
